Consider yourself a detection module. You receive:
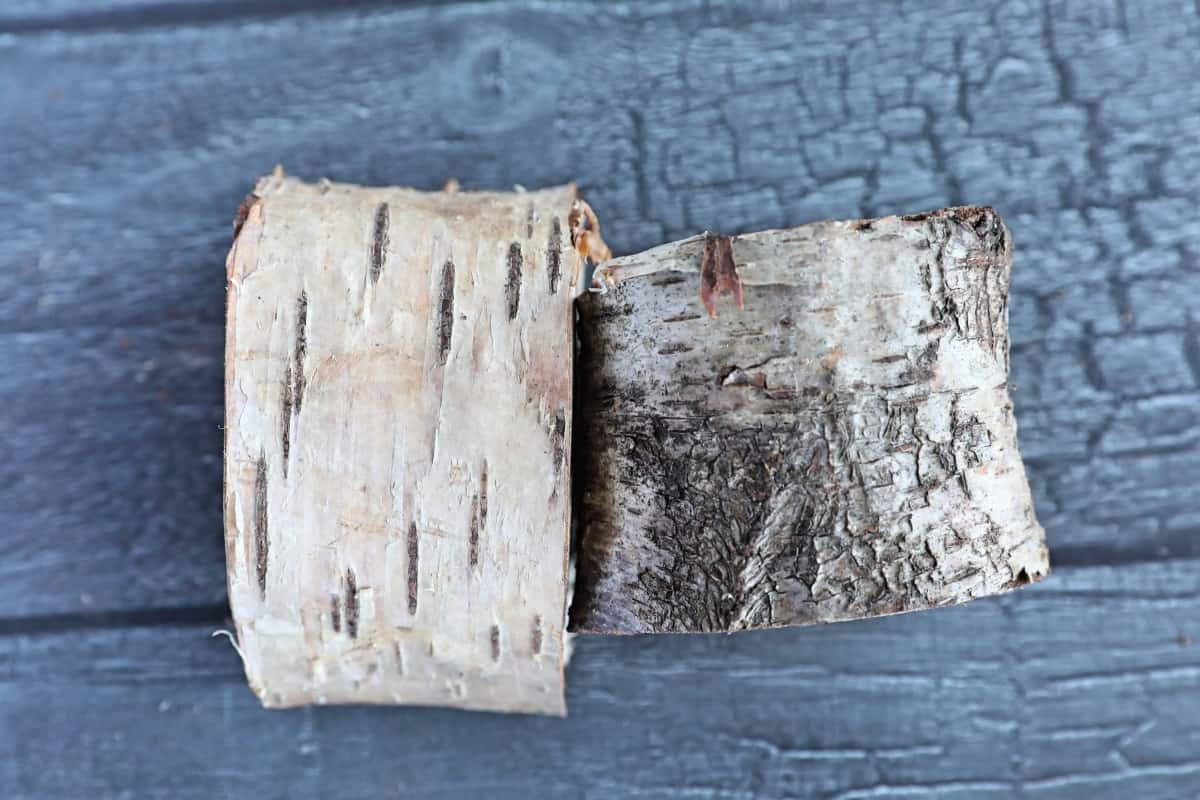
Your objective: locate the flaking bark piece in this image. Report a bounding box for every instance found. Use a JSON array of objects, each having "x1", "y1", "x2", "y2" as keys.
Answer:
[
  {"x1": 572, "y1": 207, "x2": 1049, "y2": 634},
  {"x1": 568, "y1": 199, "x2": 611, "y2": 265}
]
